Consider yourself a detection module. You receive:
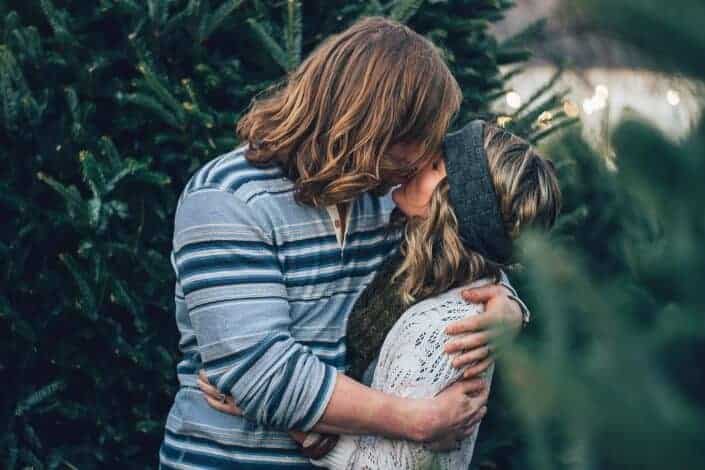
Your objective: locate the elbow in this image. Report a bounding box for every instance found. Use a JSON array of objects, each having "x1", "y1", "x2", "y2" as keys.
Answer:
[{"x1": 217, "y1": 337, "x2": 336, "y2": 430}]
